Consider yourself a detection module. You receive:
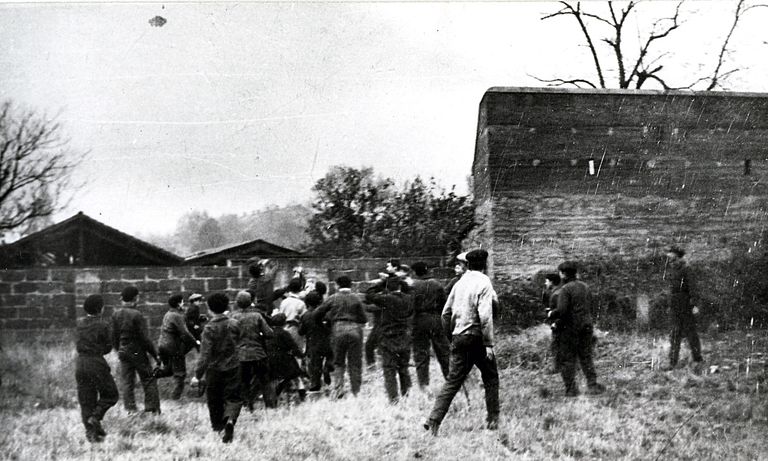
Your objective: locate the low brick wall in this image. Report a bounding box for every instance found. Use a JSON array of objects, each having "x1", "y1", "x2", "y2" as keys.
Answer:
[{"x1": 0, "y1": 256, "x2": 451, "y2": 342}]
